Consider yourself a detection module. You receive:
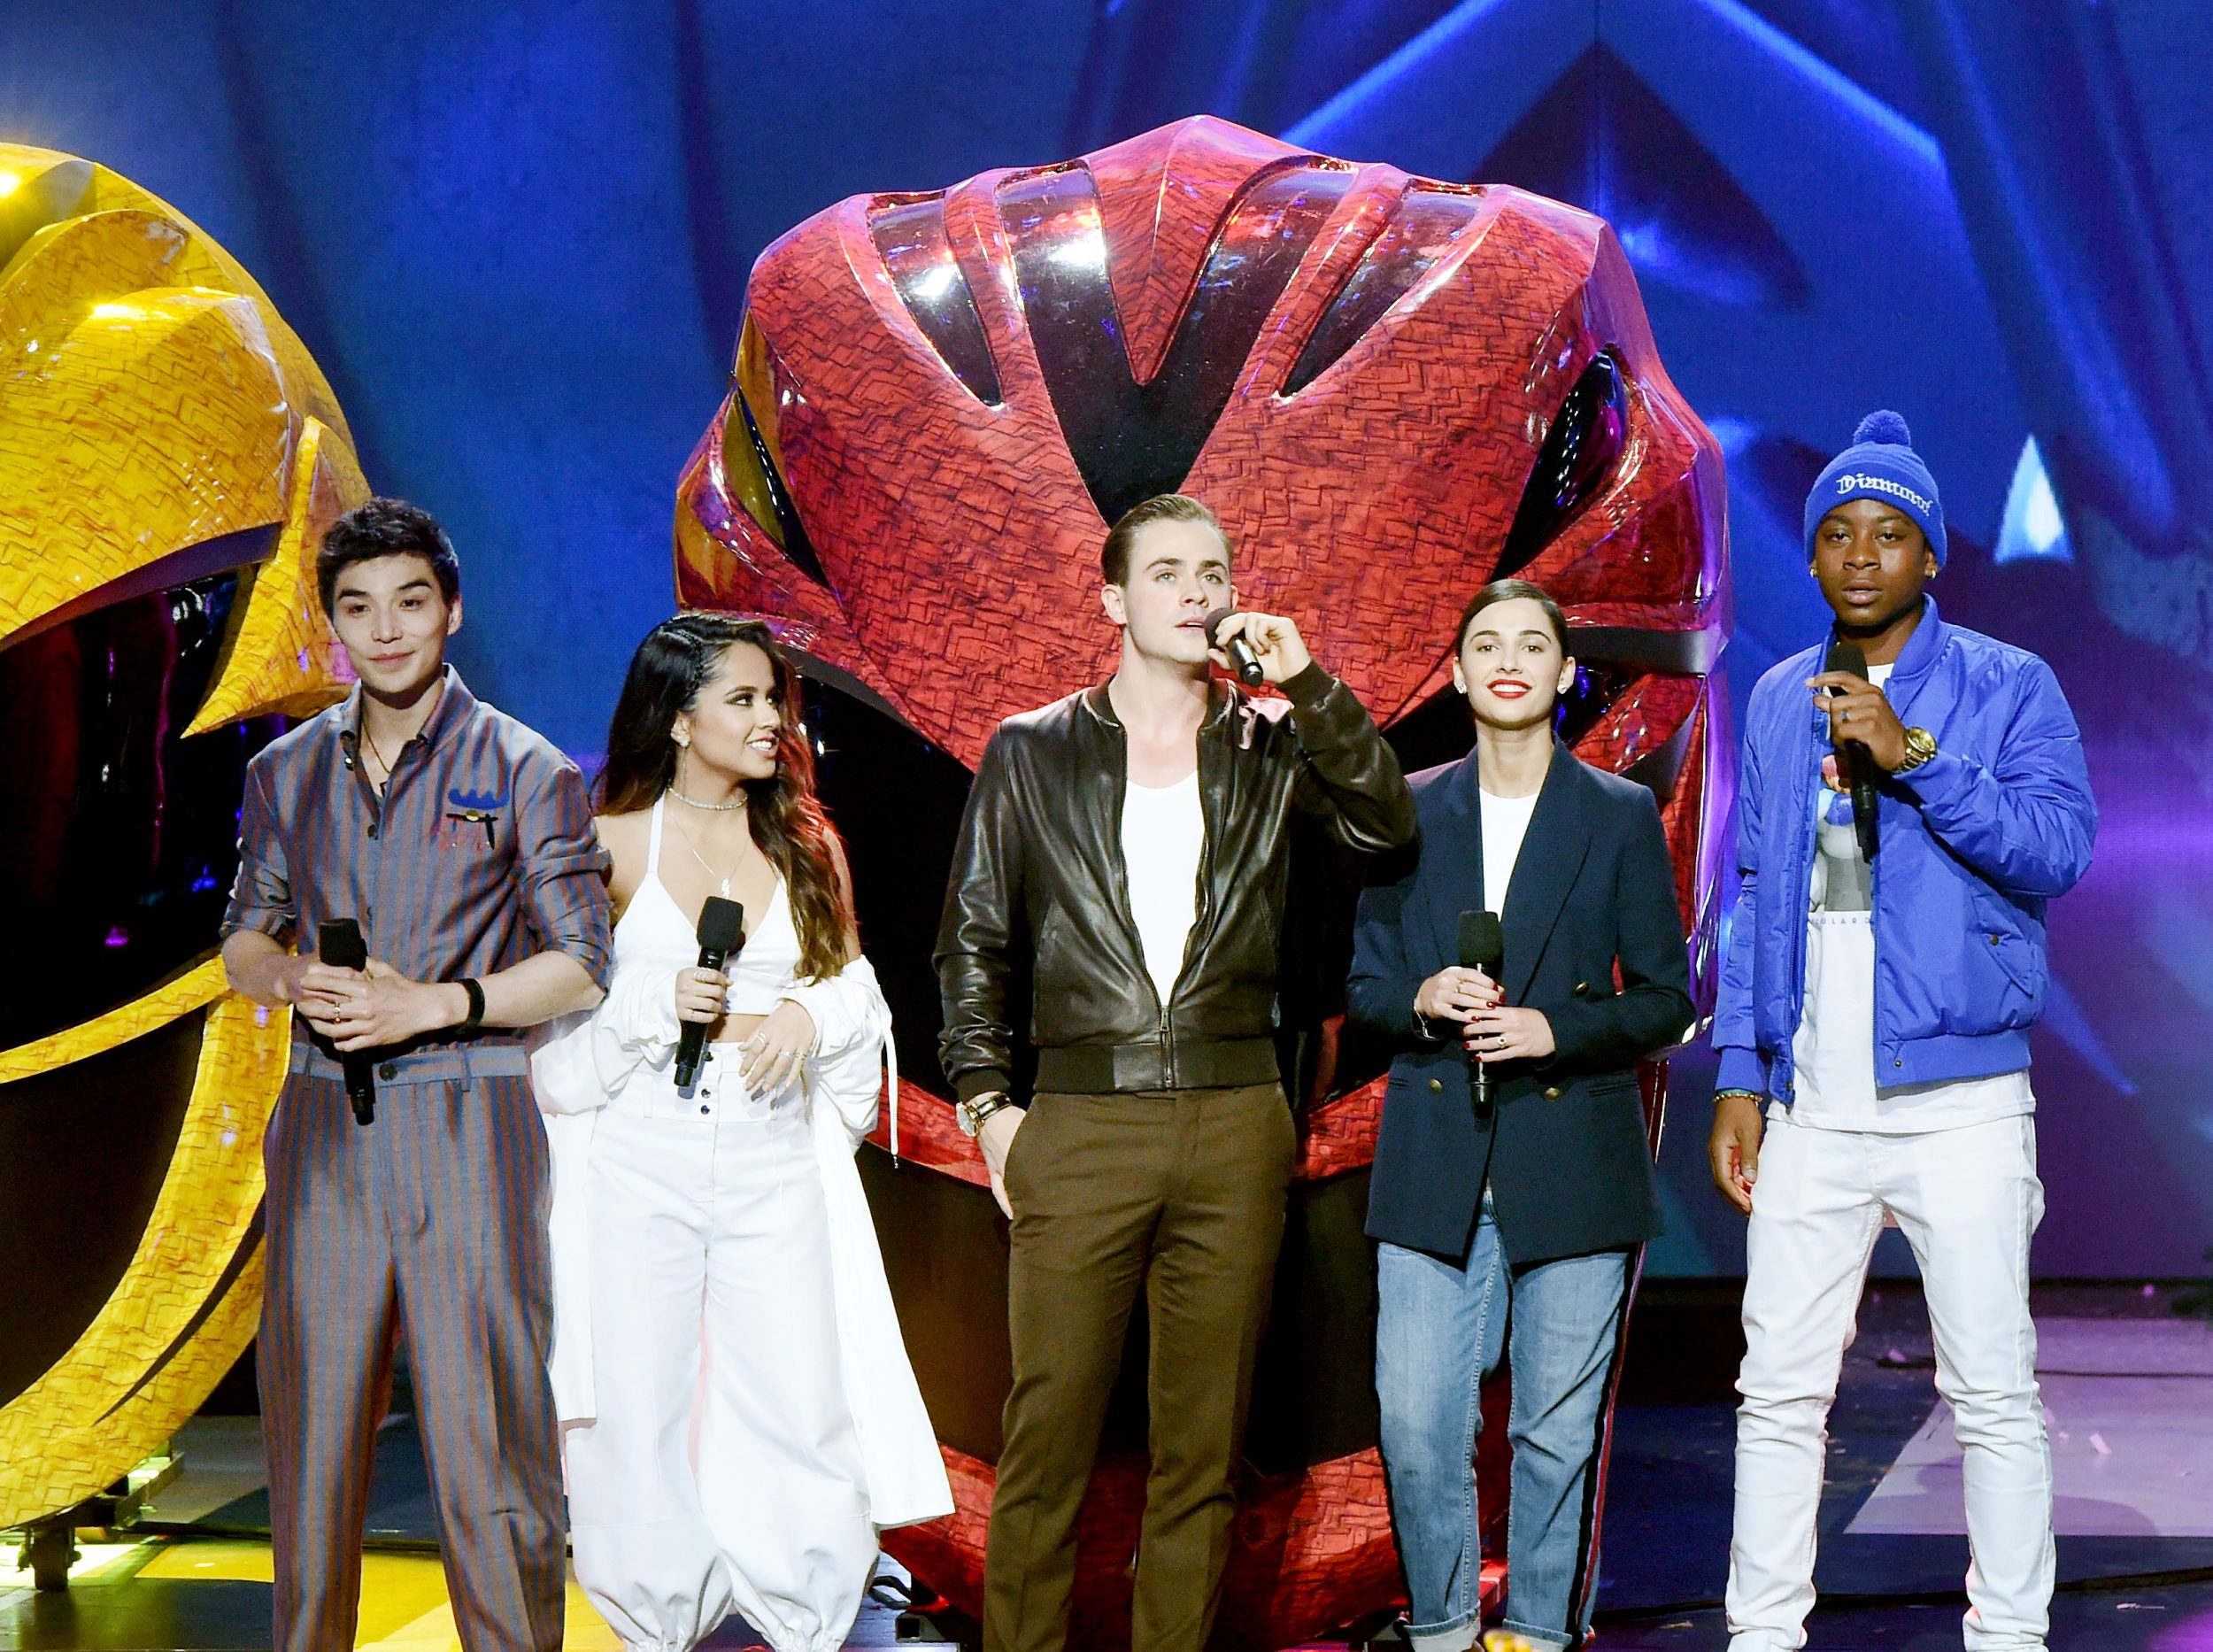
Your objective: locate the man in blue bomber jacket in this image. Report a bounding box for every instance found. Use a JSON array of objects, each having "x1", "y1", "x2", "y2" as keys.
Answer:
[{"x1": 1708, "y1": 413, "x2": 2096, "y2": 1652}]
